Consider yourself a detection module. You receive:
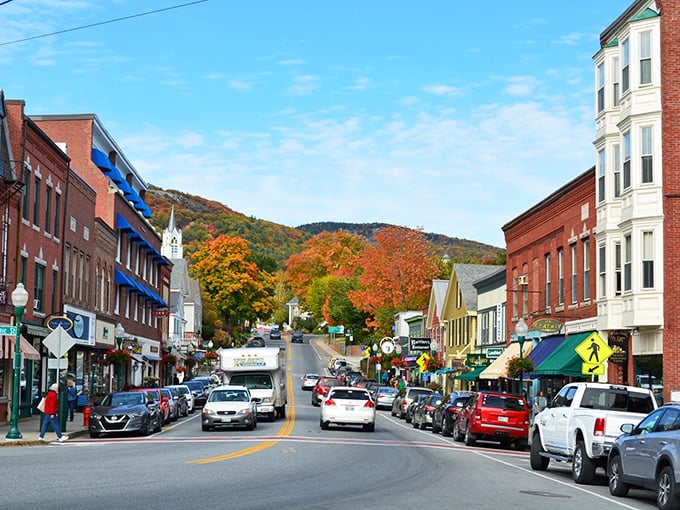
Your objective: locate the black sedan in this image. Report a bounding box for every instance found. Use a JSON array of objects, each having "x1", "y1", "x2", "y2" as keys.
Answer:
[
  {"x1": 291, "y1": 331, "x2": 304, "y2": 343},
  {"x1": 432, "y1": 392, "x2": 474, "y2": 436},
  {"x1": 88, "y1": 391, "x2": 163, "y2": 438}
]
